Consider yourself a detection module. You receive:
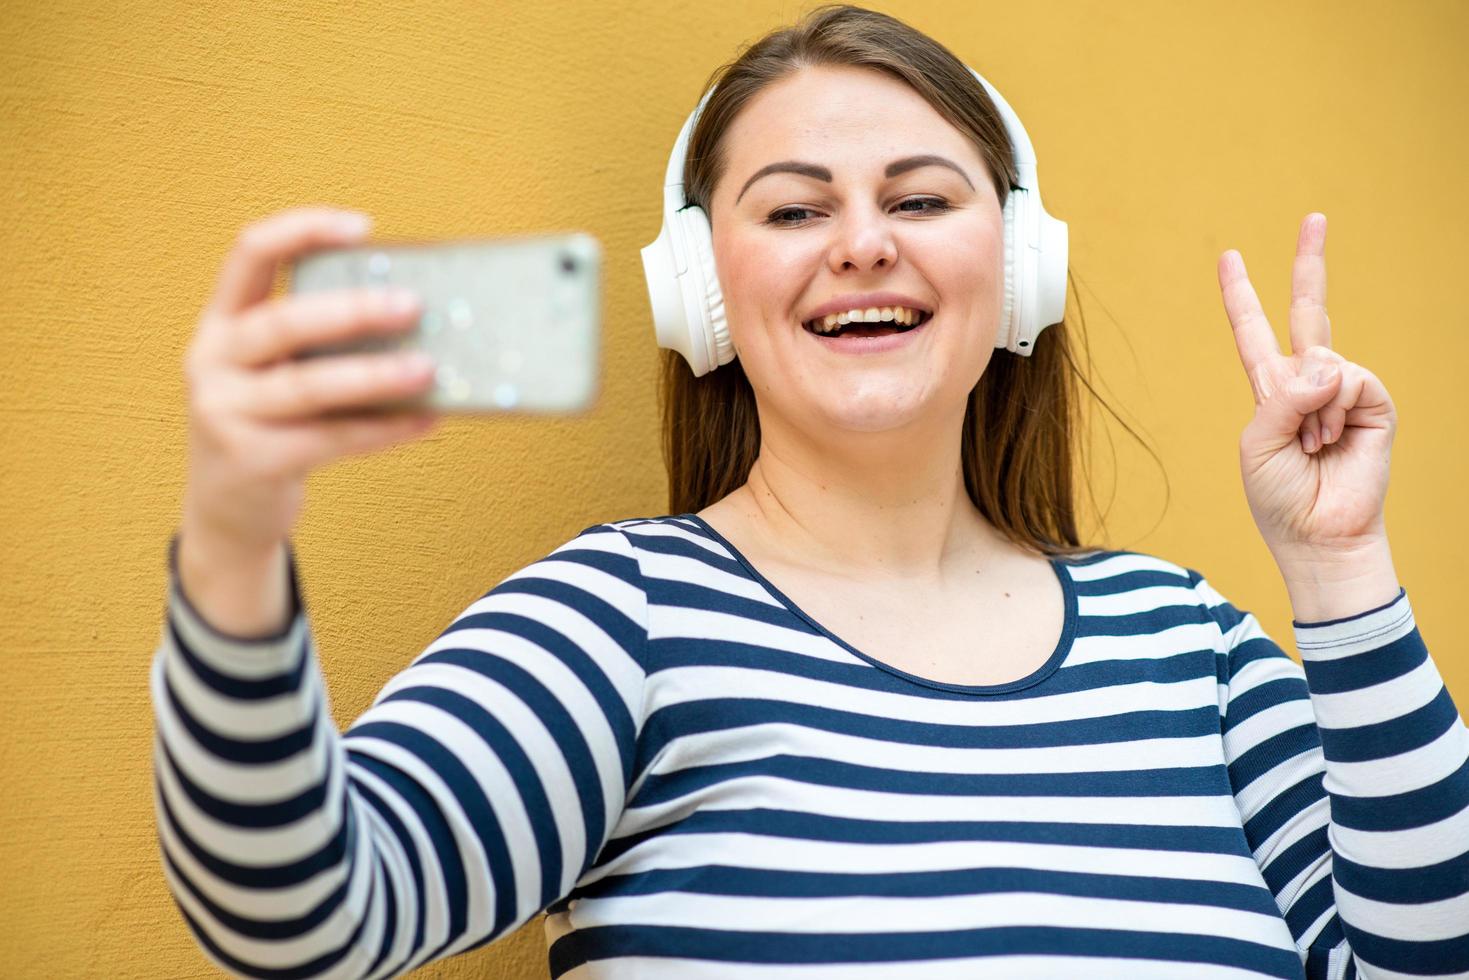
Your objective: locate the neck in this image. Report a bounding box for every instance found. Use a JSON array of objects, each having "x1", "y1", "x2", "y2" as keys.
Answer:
[{"x1": 728, "y1": 409, "x2": 1001, "y2": 580}]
